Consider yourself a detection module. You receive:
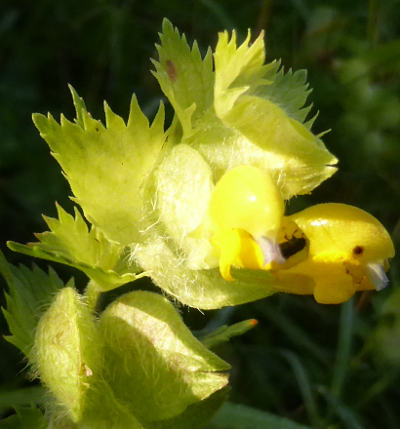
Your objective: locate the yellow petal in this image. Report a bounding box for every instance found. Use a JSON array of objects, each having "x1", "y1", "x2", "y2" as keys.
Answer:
[
  {"x1": 213, "y1": 229, "x2": 265, "y2": 281},
  {"x1": 276, "y1": 256, "x2": 356, "y2": 304},
  {"x1": 209, "y1": 165, "x2": 286, "y2": 279},
  {"x1": 289, "y1": 203, "x2": 395, "y2": 262},
  {"x1": 209, "y1": 165, "x2": 284, "y2": 239}
]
